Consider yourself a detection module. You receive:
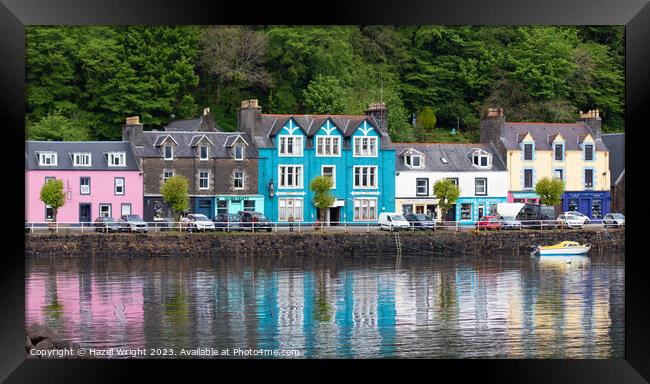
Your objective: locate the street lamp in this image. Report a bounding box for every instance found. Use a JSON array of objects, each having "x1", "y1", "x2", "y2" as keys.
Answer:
[{"x1": 268, "y1": 179, "x2": 275, "y2": 198}]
